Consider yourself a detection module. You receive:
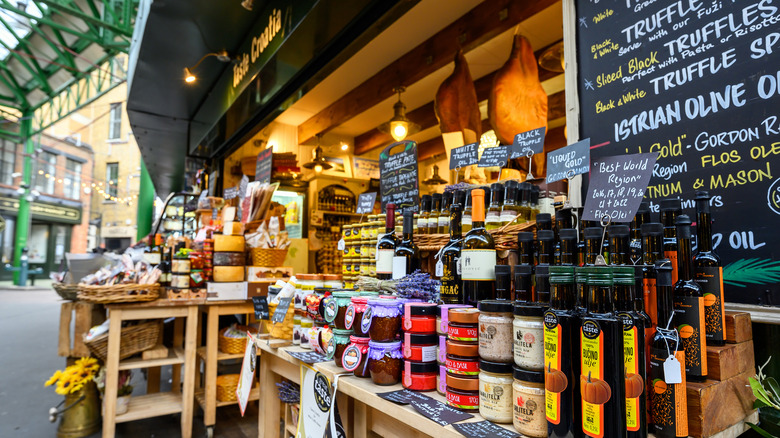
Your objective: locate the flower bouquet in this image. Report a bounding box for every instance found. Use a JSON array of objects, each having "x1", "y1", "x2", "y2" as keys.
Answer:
[
  {"x1": 94, "y1": 368, "x2": 134, "y2": 414},
  {"x1": 45, "y1": 357, "x2": 100, "y2": 395}
]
